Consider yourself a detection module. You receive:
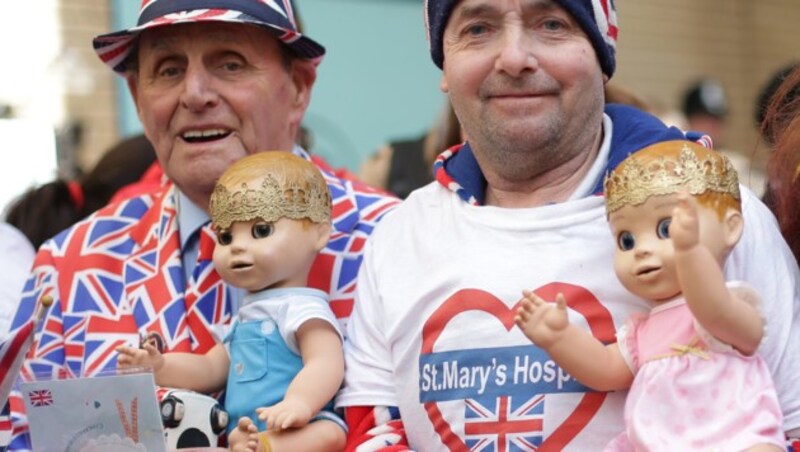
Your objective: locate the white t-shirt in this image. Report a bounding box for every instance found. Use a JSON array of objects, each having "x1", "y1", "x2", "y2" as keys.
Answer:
[
  {"x1": 338, "y1": 162, "x2": 800, "y2": 449},
  {"x1": 0, "y1": 223, "x2": 35, "y2": 336},
  {"x1": 235, "y1": 287, "x2": 342, "y2": 354}
]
